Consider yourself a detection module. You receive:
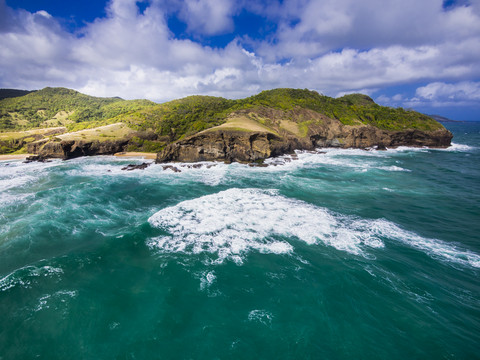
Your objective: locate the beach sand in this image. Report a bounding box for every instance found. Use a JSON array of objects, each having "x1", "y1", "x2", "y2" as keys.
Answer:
[
  {"x1": 0, "y1": 154, "x2": 32, "y2": 161},
  {"x1": 114, "y1": 152, "x2": 157, "y2": 160}
]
